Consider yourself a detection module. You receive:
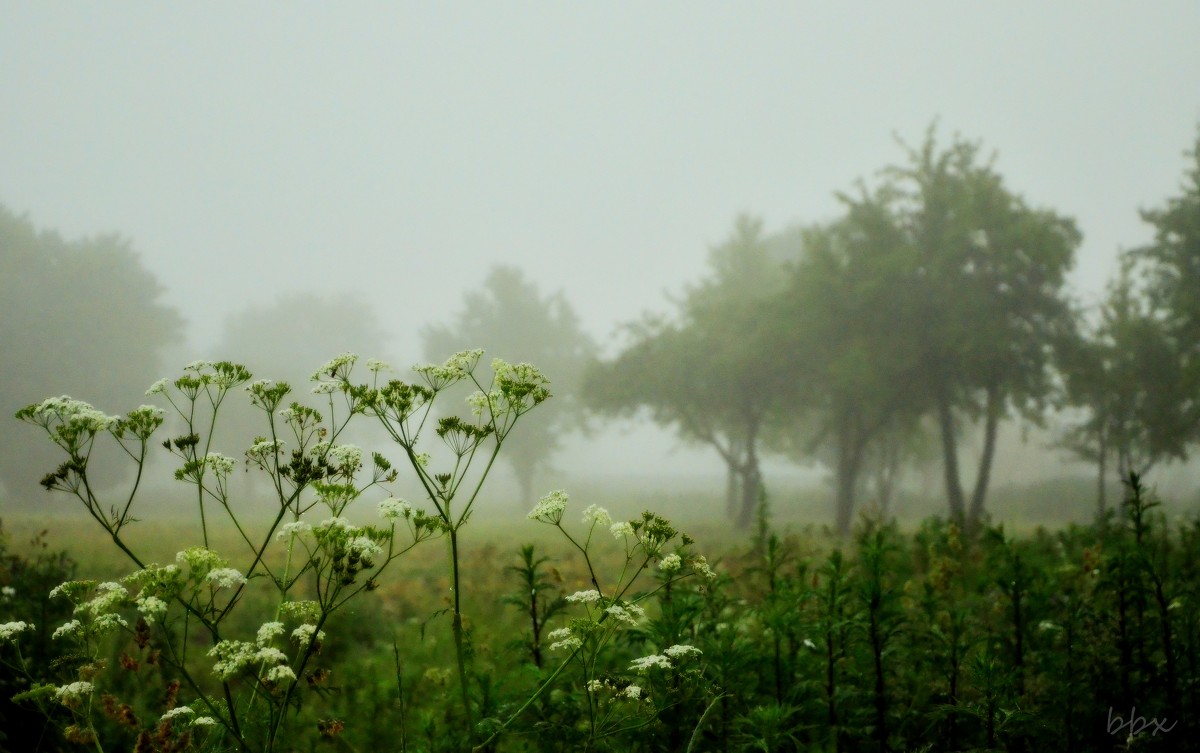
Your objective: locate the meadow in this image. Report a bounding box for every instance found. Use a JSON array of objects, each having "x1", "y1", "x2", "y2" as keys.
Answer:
[{"x1": 2, "y1": 356, "x2": 1199, "y2": 753}]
